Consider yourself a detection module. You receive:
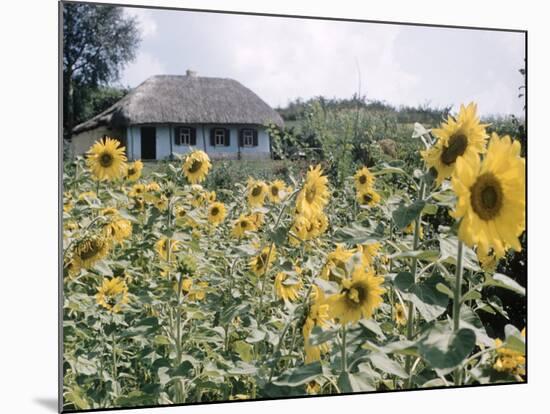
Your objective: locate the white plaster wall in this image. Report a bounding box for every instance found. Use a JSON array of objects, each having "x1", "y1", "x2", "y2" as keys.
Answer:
[{"x1": 126, "y1": 125, "x2": 272, "y2": 160}]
